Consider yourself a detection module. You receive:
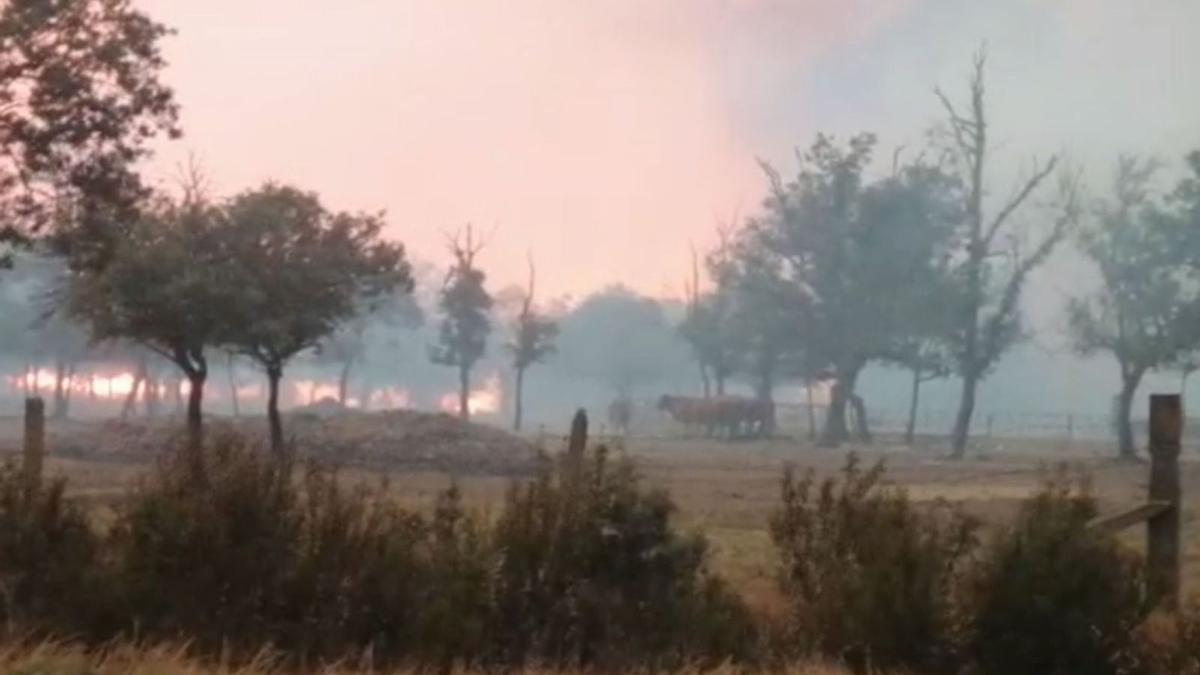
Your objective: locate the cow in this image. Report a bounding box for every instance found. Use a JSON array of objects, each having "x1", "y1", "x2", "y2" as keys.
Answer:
[
  {"x1": 608, "y1": 397, "x2": 633, "y2": 436},
  {"x1": 658, "y1": 394, "x2": 775, "y2": 440}
]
